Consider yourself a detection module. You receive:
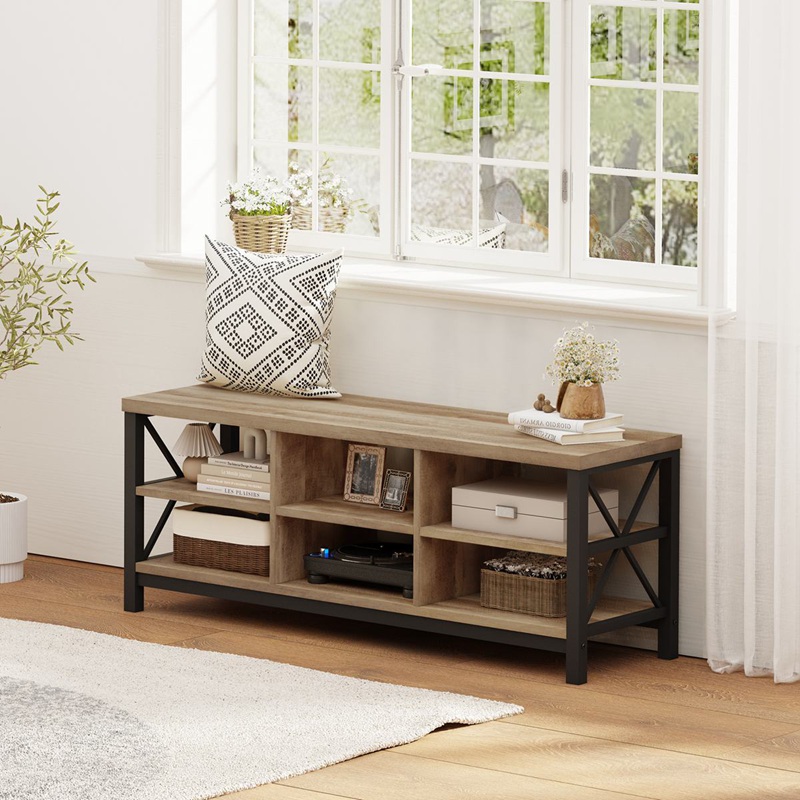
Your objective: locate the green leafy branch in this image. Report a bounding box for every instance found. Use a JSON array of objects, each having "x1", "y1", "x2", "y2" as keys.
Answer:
[{"x1": 0, "y1": 188, "x2": 95, "y2": 379}]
